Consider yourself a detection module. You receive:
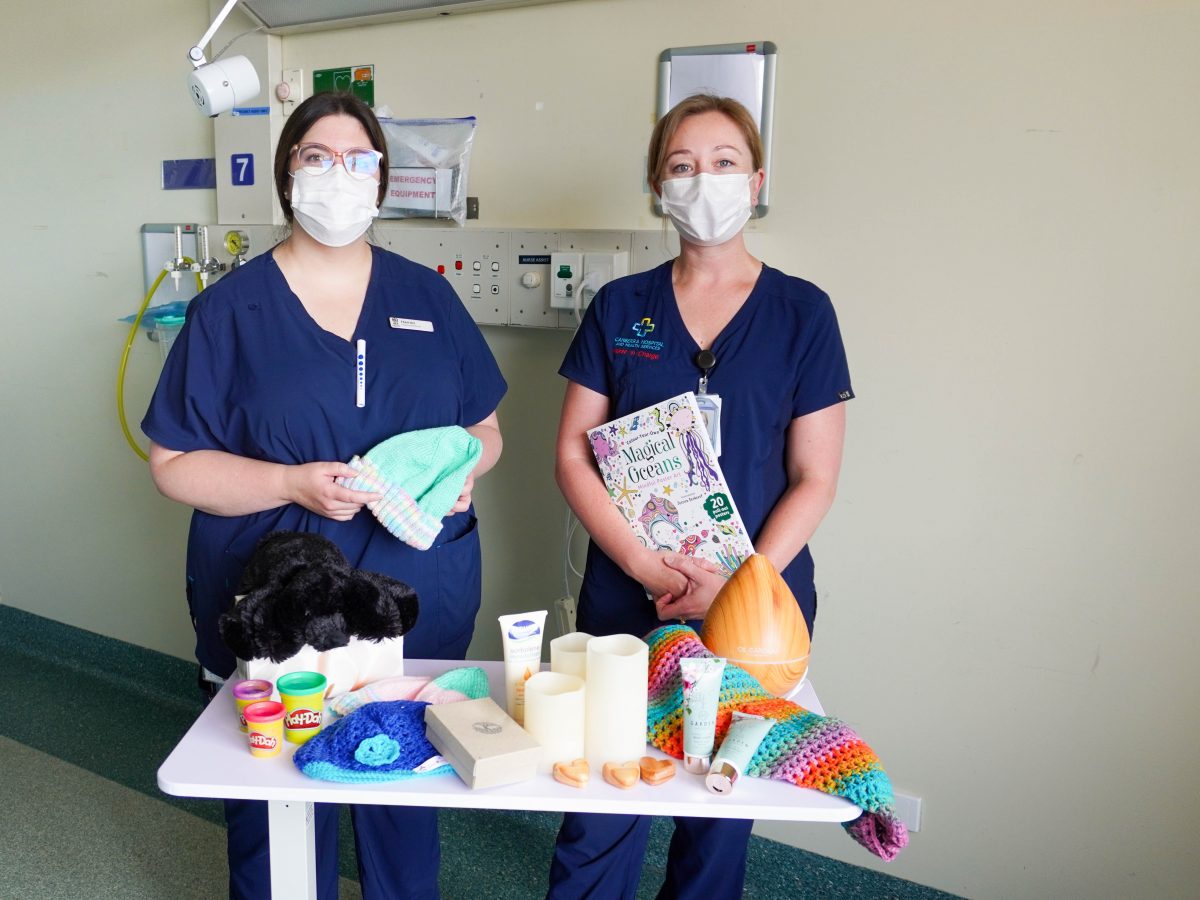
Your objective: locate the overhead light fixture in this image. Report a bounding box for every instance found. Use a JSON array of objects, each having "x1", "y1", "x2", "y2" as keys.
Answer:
[{"x1": 187, "y1": 0, "x2": 262, "y2": 117}]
